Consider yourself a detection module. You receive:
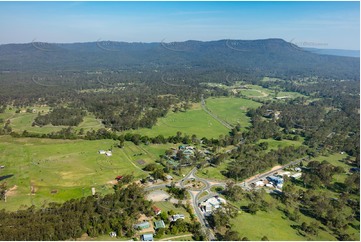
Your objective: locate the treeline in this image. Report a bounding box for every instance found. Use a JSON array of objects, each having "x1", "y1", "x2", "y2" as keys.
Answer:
[
  {"x1": 33, "y1": 107, "x2": 86, "y2": 126},
  {"x1": 0, "y1": 183, "x2": 153, "y2": 240}
]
